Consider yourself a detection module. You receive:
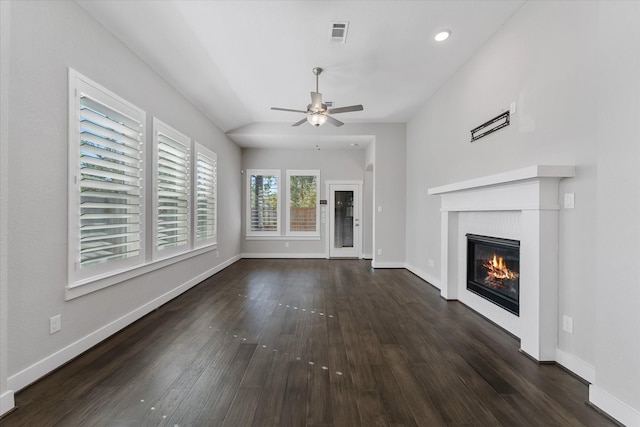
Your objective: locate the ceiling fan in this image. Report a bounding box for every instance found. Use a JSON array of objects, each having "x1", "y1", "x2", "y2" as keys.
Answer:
[{"x1": 271, "y1": 67, "x2": 364, "y2": 127}]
